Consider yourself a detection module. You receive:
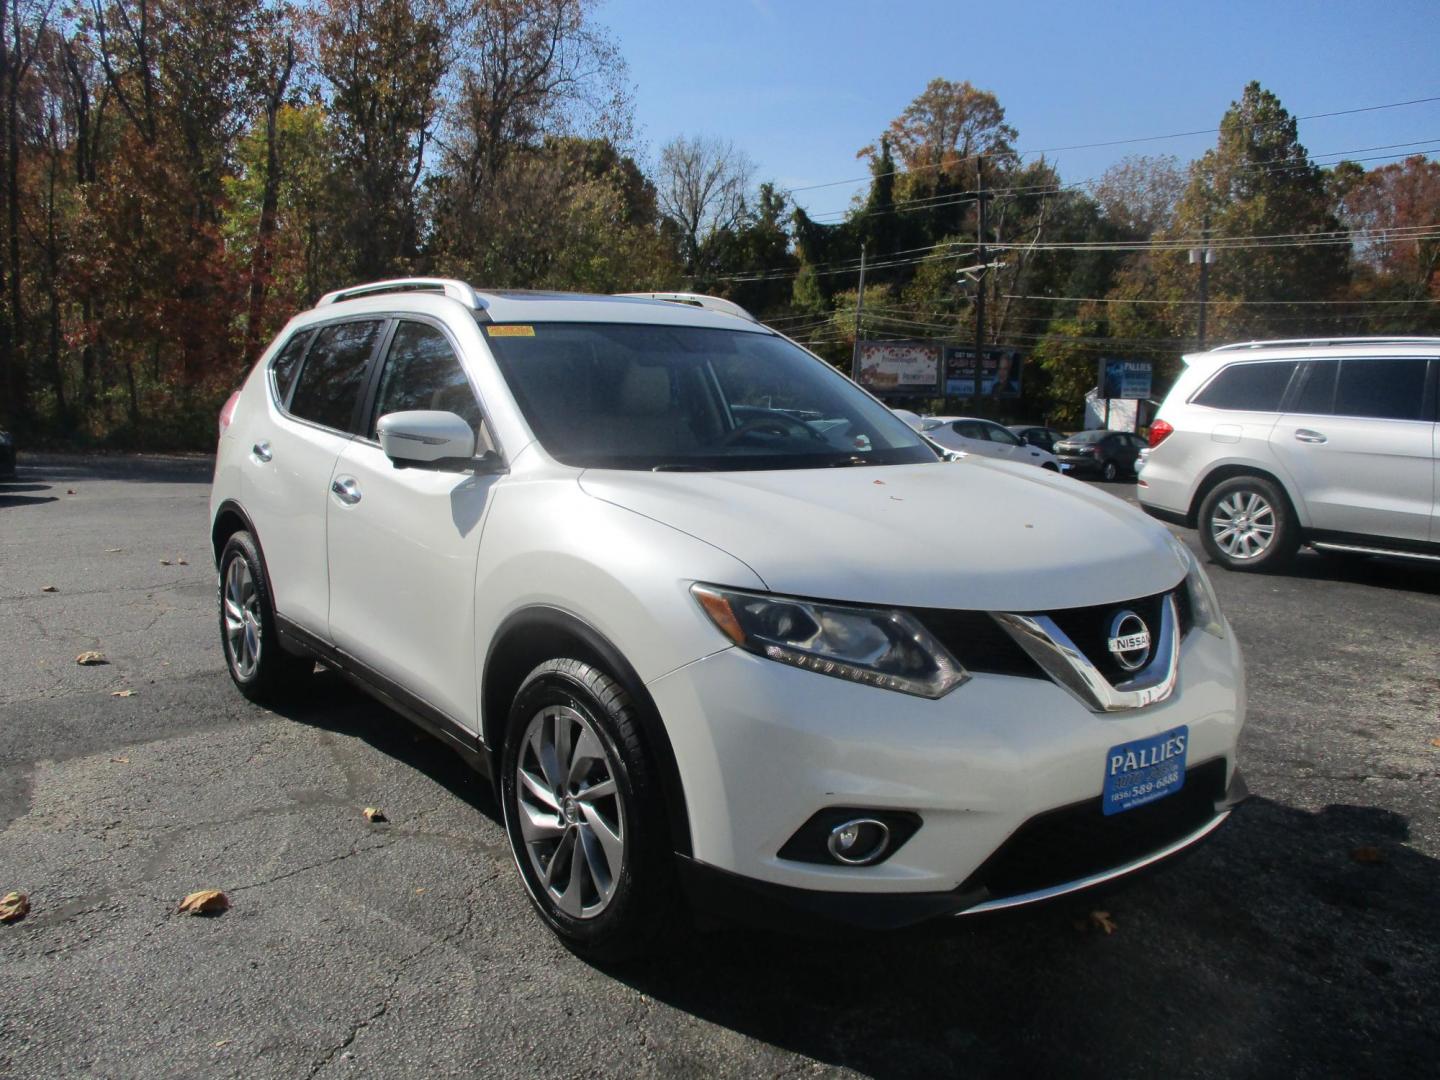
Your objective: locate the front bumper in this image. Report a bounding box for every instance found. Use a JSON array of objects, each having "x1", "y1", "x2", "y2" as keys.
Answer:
[{"x1": 647, "y1": 620, "x2": 1245, "y2": 921}]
